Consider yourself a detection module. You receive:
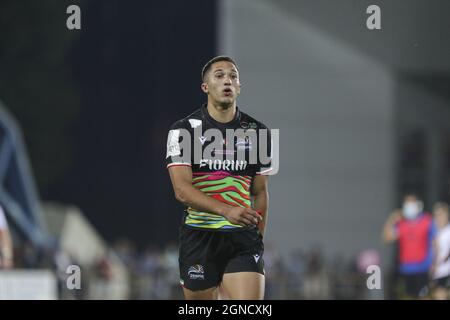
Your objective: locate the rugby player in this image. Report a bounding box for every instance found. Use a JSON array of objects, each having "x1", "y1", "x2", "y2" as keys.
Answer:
[{"x1": 166, "y1": 56, "x2": 272, "y2": 300}]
